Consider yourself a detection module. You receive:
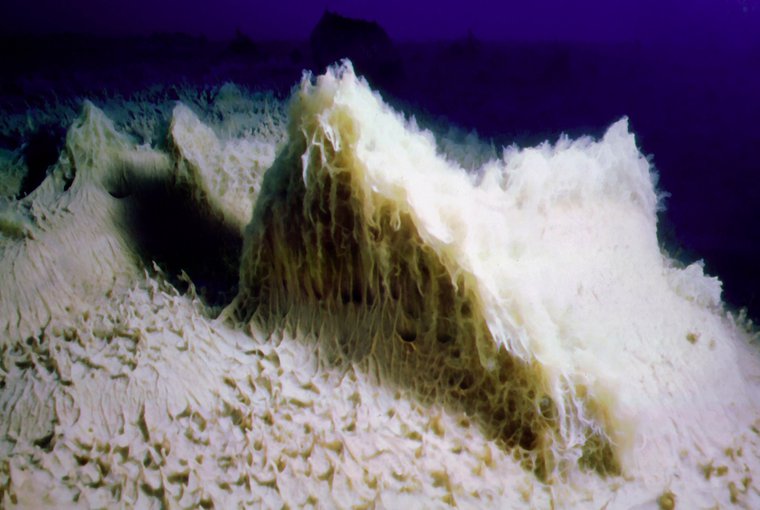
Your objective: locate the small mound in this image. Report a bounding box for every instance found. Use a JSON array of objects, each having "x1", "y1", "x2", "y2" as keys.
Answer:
[
  {"x1": 169, "y1": 103, "x2": 275, "y2": 233},
  {"x1": 0, "y1": 102, "x2": 170, "y2": 344},
  {"x1": 0, "y1": 97, "x2": 277, "y2": 342}
]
